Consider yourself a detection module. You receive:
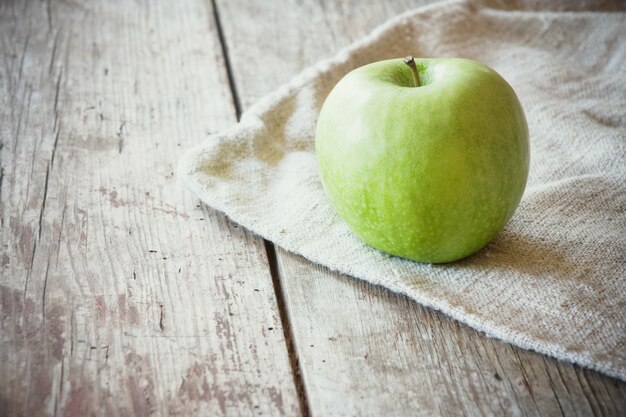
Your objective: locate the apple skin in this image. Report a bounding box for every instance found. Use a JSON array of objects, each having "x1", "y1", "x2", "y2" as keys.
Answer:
[{"x1": 315, "y1": 58, "x2": 529, "y2": 263}]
